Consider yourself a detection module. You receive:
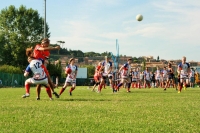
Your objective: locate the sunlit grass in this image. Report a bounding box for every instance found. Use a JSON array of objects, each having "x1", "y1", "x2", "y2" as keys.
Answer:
[{"x1": 0, "y1": 87, "x2": 200, "y2": 133}]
